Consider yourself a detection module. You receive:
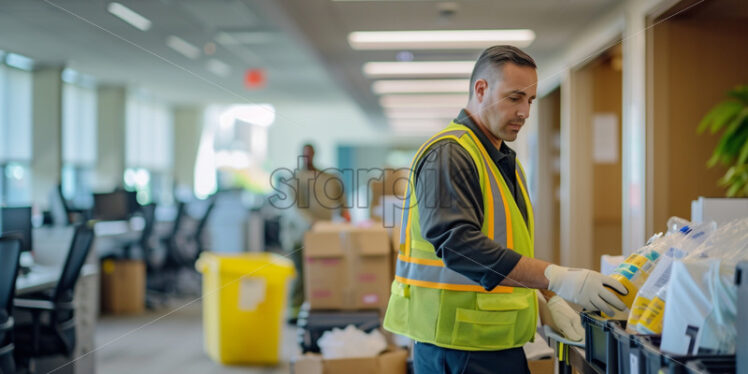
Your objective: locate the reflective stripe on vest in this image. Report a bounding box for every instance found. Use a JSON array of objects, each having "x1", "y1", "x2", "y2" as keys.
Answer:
[{"x1": 395, "y1": 258, "x2": 513, "y2": 294}]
